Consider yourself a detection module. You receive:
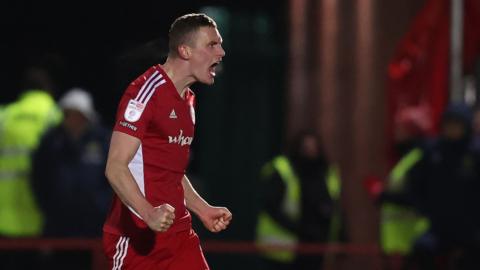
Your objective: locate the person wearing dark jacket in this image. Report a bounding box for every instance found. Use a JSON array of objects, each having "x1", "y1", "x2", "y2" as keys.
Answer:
[
  {"x1": 256, "y1": 131, "x2": 341, "y2": 270},
  {"x1": 409, "y1": 103, "x2": 480, "y2": 269},
  {"x1": 32, "y1": 88, "x2": 111, "y2": 237}
]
